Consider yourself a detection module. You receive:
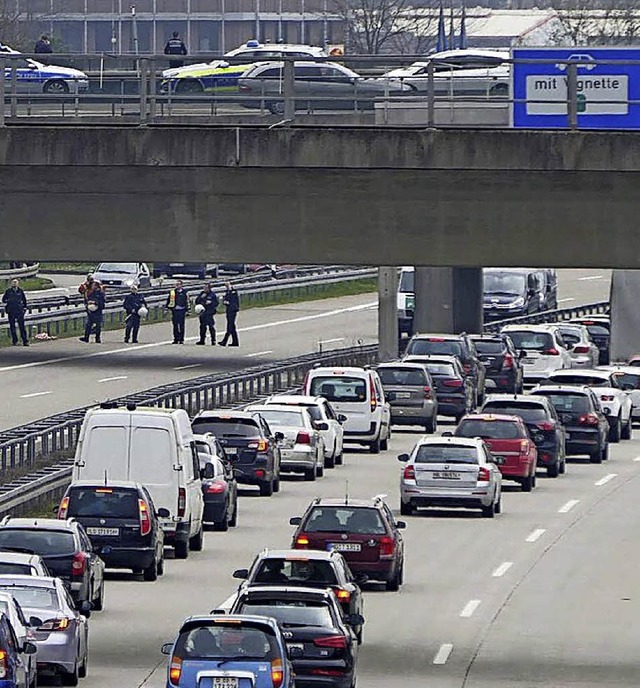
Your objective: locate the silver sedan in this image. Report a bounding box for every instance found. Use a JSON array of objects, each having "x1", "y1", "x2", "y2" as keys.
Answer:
[
  {"x1": 398, "y1": 436, "x2": 503, "y2": 518},
  {"x1": 557, "y1": 323, "x2": 600, "y2": 368}
]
